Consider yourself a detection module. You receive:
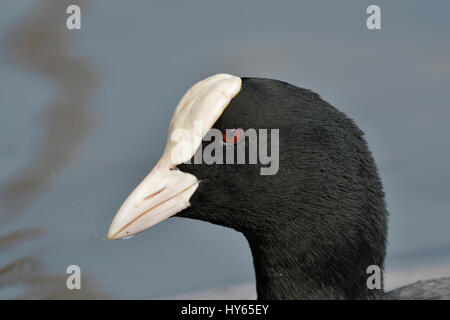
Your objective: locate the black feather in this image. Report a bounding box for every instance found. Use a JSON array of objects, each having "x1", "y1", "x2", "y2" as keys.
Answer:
[{"x1": 179, "y1": 77, "x2": 388, "y2": 299}]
